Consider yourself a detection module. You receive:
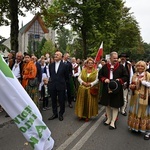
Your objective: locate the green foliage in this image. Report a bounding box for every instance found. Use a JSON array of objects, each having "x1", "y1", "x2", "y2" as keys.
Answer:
[
  {"x1": 112, "y1": 6, "x2": 143, "y2": 55},
  {"x1": 67, "y1": 37, "x2": 83, "y2": 58},
  {"x1": 42, "y1": 0, "x2": 144, "y2": 59},
  {"x1": 27, "y1": 46, "x2": 33, "y2": 56},
  {"x1": 42, "y1": 0, "x2": 126, "y2": 58},
  {"x1": 27, "y1": 38, "x2": 50, "y2": 58},
  {"x1": 0, "y1": 0, "x2": 146, "y2": 59},
  {"x1": 42, "y1": 0, "x2": 103, "y2": 58},
  {"x1": 34, "y1": 38, "x2": 47, "y2": 58},
  {"x1": 56, "y1": 27, "x2": 74, "y2": 54},
  {"x1": 142, "y1": 43, "x2": 150, "y2": 61},
  {"x1": 41, "y1": 40, "x2": 56, "y2": 56}
]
